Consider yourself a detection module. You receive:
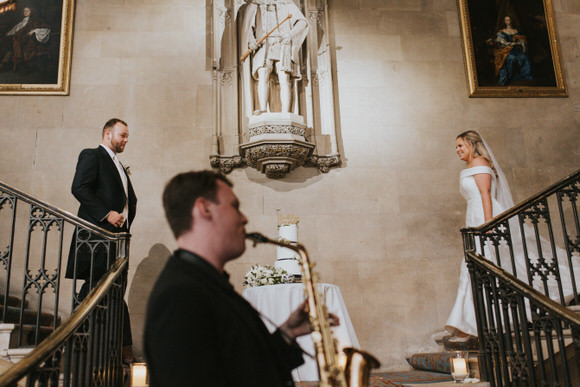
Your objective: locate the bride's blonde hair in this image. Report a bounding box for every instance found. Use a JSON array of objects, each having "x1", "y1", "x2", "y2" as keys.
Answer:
[{"x1": 457, "y1": 130, "x2": 497, "y2": 176}]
